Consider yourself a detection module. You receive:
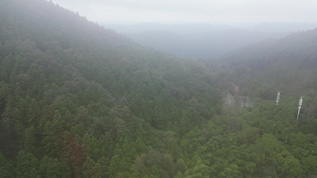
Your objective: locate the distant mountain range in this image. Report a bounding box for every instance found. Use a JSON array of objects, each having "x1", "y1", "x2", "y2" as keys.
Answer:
[
  {"x1": 104, "y1": 23, "x2": 317, "y2": 59},
  {"x1": 217, "y1": 27, "x2": 317, "y2": 98},
  {"x1": 248, "y1": 22, "x2": 317, "y2": 33},
  {"x1": 2, "y1": 0, "x2": 317, "y2": 177}
]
